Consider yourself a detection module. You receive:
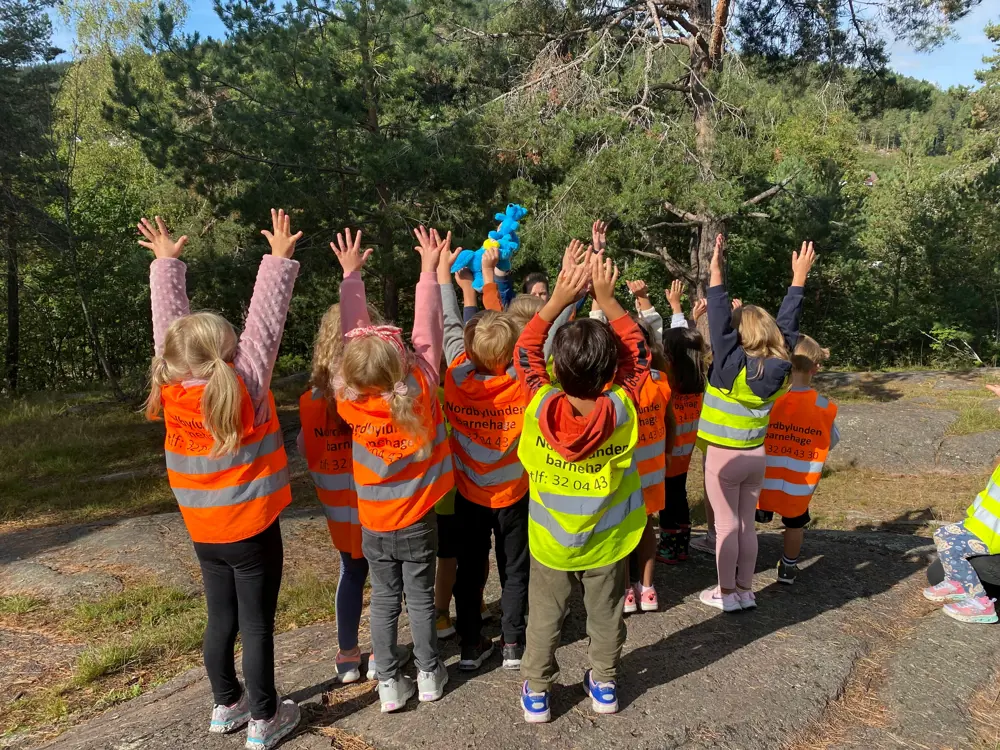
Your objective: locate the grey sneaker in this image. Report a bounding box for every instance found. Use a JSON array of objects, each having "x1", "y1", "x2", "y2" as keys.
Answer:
[
  {"x1": 367, "y1": 643, "x2": 413, "y2": 681},
  {"x1": 378, "y1": 674, "x2": 416, "y2": 713},
  {"x1": 245, "y1": 699, "x2": 299, "y2": 749},
  {"x1": 417, "y1": 661, "x2": 449, "y2": 702},
  {"x1": 777, "y1": 559, "x2": 799, "y2": 584},
  {"x1": 689, "y1": 533, "x2": 716, "y2": 555},
  {"x1": 209, "y1": 691, "x2": 250, "y2": 733}
]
